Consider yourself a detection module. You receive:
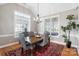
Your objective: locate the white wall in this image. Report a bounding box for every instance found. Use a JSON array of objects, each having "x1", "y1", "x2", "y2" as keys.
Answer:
[{"x1": 0, "y1": 3, "x2": 35, "y2": 46}]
